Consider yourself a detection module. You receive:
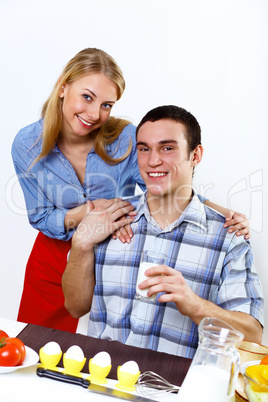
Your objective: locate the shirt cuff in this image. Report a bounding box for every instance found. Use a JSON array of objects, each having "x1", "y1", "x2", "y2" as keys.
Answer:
[{"x1": 42, "y1": 208, "x2": 75, "y2": 241}]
